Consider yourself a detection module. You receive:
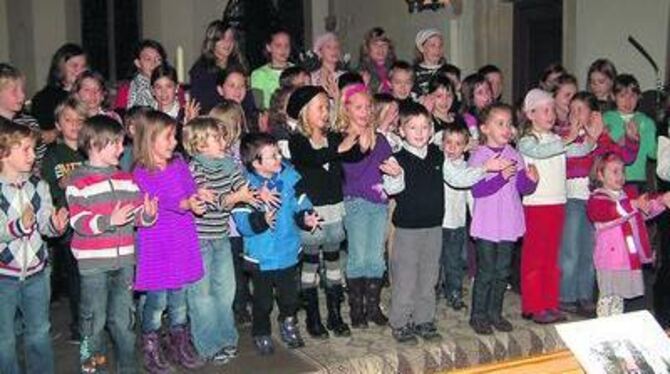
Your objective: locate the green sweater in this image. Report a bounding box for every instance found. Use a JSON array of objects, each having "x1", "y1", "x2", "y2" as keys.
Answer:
[
  {"x1": 251, "y1": 63, "x2": 288, "y2": 110},
  {"x1": 40, "y1": 141, "x2": 85, "y2": 209},
  {"x1": 604, "y1": 110, "x2": 657, "y2": 182}
]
